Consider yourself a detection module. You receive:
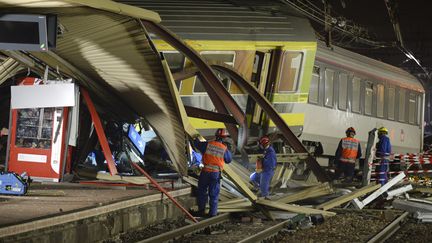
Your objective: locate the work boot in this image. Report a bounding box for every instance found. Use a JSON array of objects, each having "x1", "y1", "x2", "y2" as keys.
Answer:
[{"x1": 191, "y1": 210, "x2": 205, "y2": 217}]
